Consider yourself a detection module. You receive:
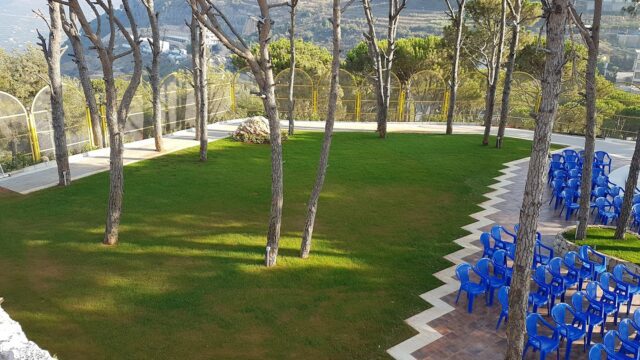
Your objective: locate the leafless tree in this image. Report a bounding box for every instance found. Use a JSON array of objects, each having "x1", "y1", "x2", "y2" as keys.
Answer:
[
  {"x1": 443, "y1": 0, "x2": 466, "y2": 135},
  {"x1": 142, "y1": 0, "x2": 164, "y2": 152},
  {"x1": 481, "y1": 0, "x2": 506, "y2": 146},
  {"x1": 495, "y1": 0, "x2": 523, "y2": 148},
  {"x1": 36, "y1": 1, "x2": 71, "y2": 186},
  {"x1": 190, "y1": 0, "x2": 284, "y2": 266},
  {"x1": 60, "y1": 6, "x2": 104, "y2": 148},
  {"x1": 187, "y1": 15, "x2": 202, "y2": 142},
  {"x1": 573, "y1": 0, "x2": 603, "y2": 240},
  {"x1": 505, "y1": 0, "x2": 570, "y2": 357},
  {"x1": 287, "y1": 0, "x2": 299, "y2": 136},
  {"x1": 57, "y1": 0, "x2": 143, "y2": 245},
  {"x1": 361, "y1": 0, "x2": 407, "y2": 139},
  {"x1": 300, "y1": 0, "x2": 353, "y2": 258}
]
